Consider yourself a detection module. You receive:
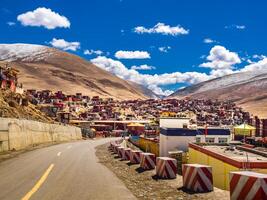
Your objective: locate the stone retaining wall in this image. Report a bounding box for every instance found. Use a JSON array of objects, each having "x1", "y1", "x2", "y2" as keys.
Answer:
[{"x1": 0, "y1": 118, "x2": 82, "y2": 152}]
